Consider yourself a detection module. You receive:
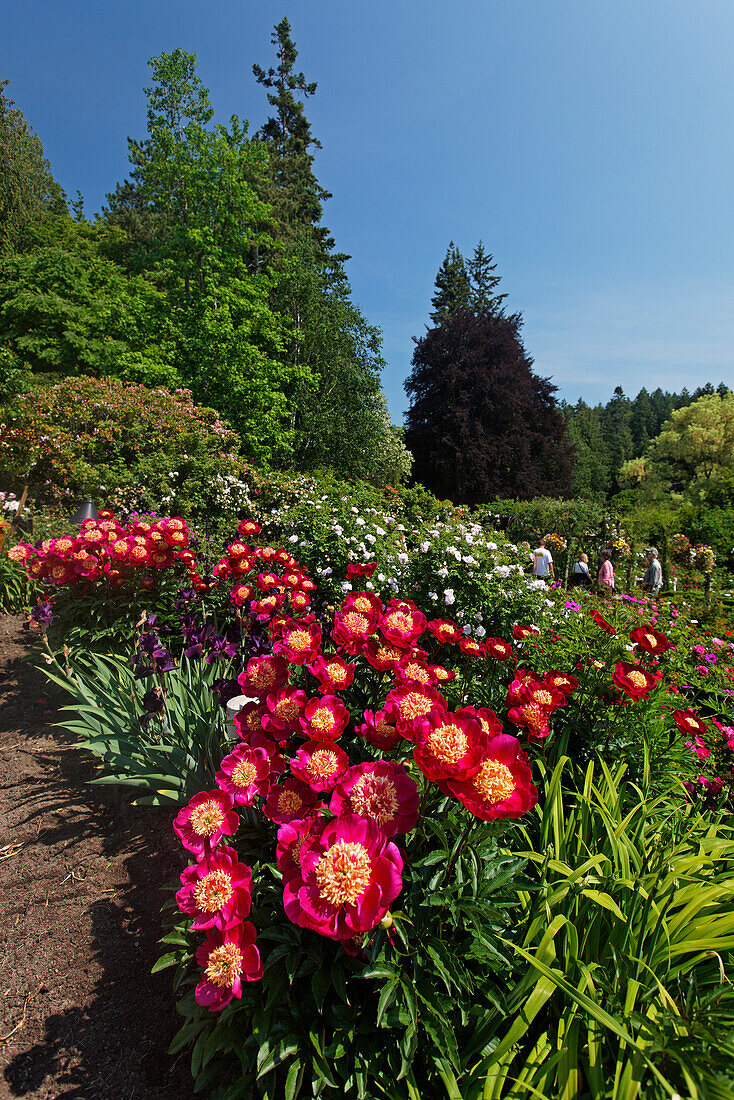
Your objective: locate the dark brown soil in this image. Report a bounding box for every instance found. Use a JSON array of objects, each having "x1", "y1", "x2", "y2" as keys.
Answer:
[{"x1": 0, "y1": 615, "x2": 196, "y2": 1099}]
